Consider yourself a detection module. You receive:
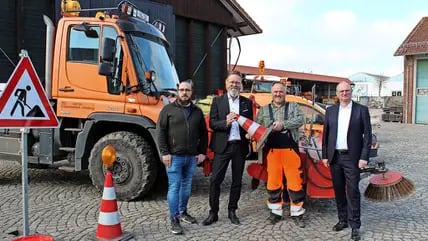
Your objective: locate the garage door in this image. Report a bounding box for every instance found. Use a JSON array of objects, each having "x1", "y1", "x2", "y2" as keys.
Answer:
[{"x1": 415, "y1": 59, "x2": 428, "y2": 124}]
